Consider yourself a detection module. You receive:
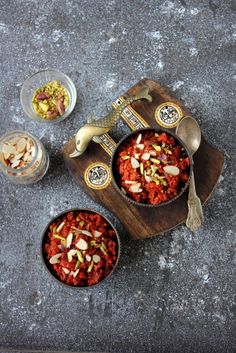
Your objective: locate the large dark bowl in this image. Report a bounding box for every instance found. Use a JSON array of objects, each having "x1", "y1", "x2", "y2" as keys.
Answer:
[
  {"x1": 41, "y1": 208, "x2": 121, "y2": 289},
  {"x1": 111, "y1": 127, "x2": 193, "y2": 208}
]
